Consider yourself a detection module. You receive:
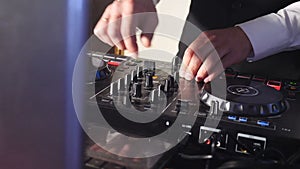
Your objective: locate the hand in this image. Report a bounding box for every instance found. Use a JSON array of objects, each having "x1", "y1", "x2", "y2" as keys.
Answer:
[
  {"x1": 94, "y1": 0, "x2": 158, "y2": 55},
  {"x1": 179, "y1": 26, "x2": 253, "y2": 83}
]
